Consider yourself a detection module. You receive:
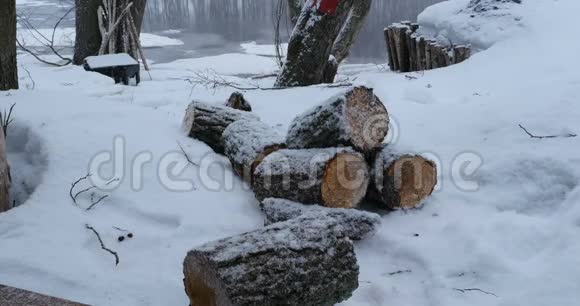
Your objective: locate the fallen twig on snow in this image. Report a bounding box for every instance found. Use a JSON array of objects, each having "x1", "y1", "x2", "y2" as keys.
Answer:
[
  {"x1": 387, "y1": 269, "x2": 412, "y2": 276},
  {"x1": 69, "y1": 174, "x2": 117, "y2": 210},
  {"x1": 85, "y1": 224, "x2": 120, "y2": 265},
  {"x1": 518, "y1": 124, "x2": 577, "y2": 139},
  {"x1": 453, "y1": 288, "x2": 498, "y2": 297},
  {"x1": 177, "y1": 141, "x2": 199, "y2": 167},
  {"x1": 179, "y1": 69, "x2": 352, "y2": 93}
]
